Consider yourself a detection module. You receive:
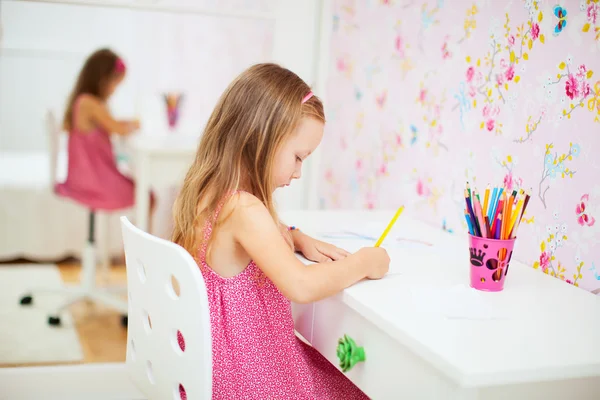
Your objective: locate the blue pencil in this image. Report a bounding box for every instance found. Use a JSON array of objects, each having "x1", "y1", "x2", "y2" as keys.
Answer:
[
  {"x1": 488, "y1": 187, "x2": 498, "y2": 221},
  {"x1": 490, "y1": 187, "x2": 504, "y2": 225},
  {"x1": 464, "y1": 212, "x2": 474, "y2": 235}
]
